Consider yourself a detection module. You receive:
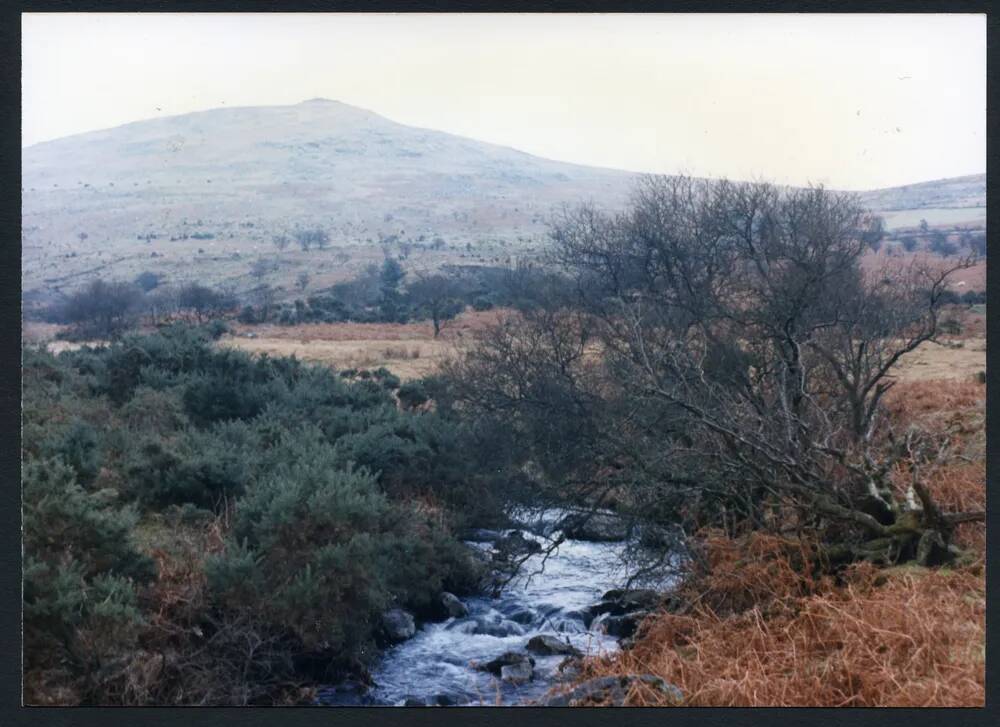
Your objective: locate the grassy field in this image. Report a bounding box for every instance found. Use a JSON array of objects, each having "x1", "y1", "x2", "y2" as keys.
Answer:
[
  {"x1": 879, "y1": 206, "x2": 986, "y2": 230},
  {"x1": 32, "y1": 305, "x2": 986, "y2": 385},
  {"x1": 217, "y1": 309, "x2": 502, "y2": 380}
]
